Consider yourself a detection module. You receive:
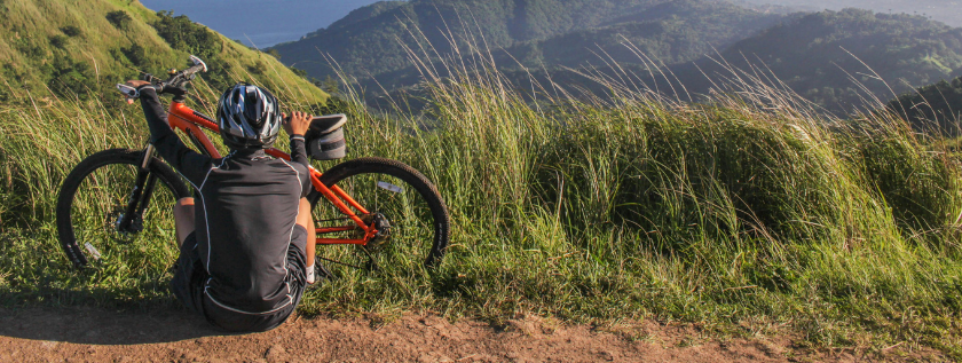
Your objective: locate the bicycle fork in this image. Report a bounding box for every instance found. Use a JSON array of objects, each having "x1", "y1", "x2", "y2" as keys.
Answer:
[{"x1": 116, "y1": 145, "x2": 159, "y2": 235}]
